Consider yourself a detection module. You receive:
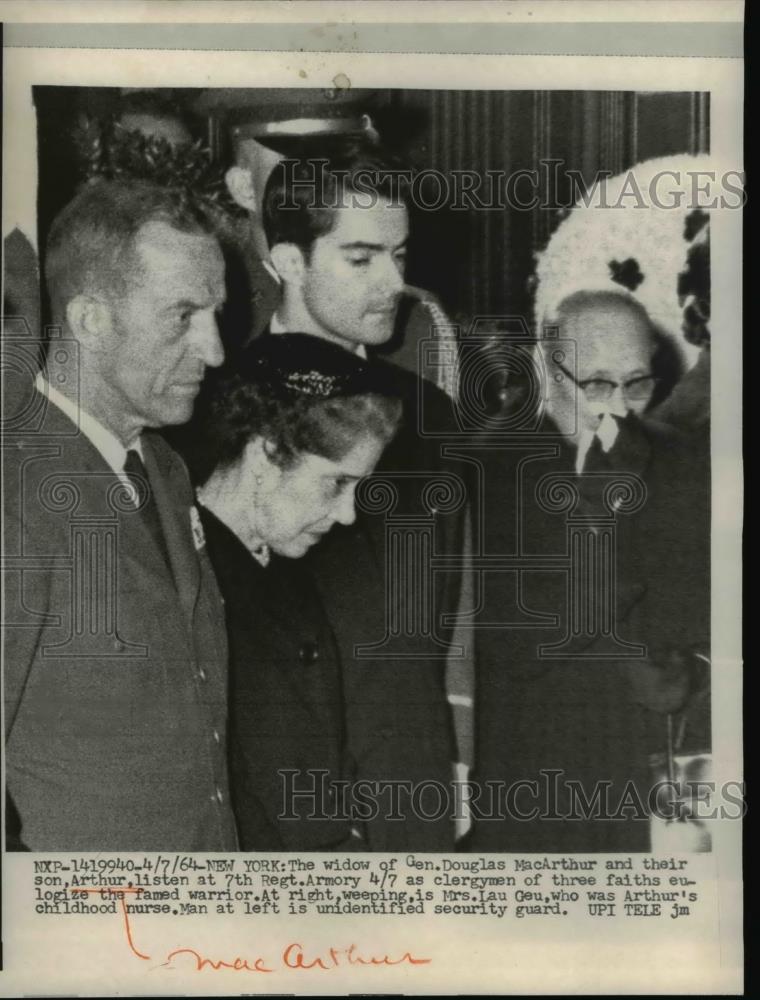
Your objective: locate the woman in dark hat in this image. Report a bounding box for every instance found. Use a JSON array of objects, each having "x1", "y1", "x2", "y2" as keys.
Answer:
[{"x1": 194, "y1": 333, "x2": 402, "y2": 850}]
